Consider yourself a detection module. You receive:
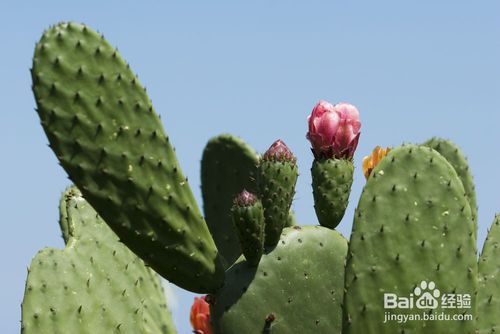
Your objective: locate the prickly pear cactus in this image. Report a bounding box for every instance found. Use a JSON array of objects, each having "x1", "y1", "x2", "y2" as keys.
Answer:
[
  {"x1": 344, "y1": 145, "x2": 477, "y2": 334},
  {"x1": 212, "y1": 226, "x2": 347, "y2": 334},
  {"x1": 258, "y1": 140, "x2": 299, "y2": 246},
  {"x1": 21, "y1": 187, "x2": 176, "y2": 334},
  {"x1": 201, "y1": 135, "x2": 259, "y2": 267},
  {"x1": 28, "y1": 22, "x2": 500, "y2": 334},
  {"x1": 231, "y1": 190, "x2": 265, "y2": 266},
  {"x1": 476, "y1": 214, "x2": 500, "y2": 334},
  {"x1": 31, "y1": 22, "x2": 224, "y2": 292}
]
